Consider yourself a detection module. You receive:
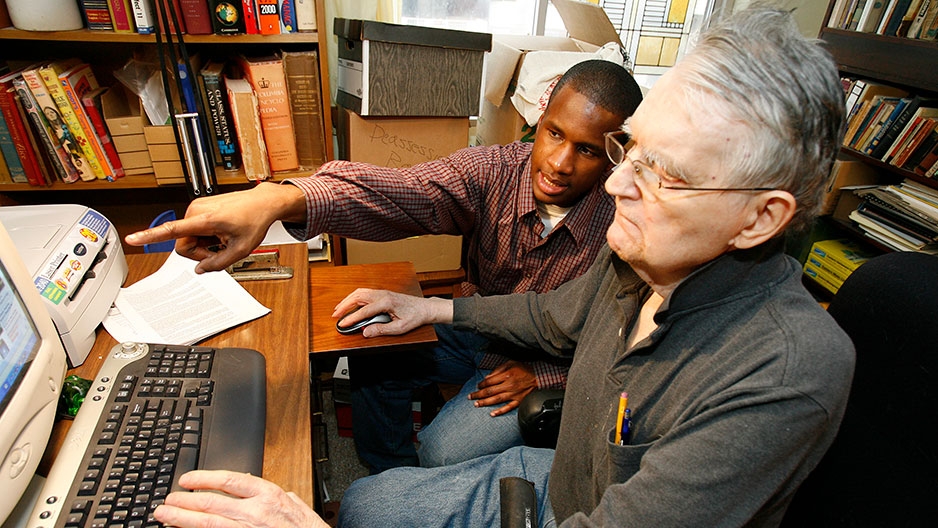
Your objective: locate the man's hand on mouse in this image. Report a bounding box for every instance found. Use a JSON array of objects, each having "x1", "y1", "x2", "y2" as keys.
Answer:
[{"x1": 333, "y1": 288, "x2": 454, "y2": 338}]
